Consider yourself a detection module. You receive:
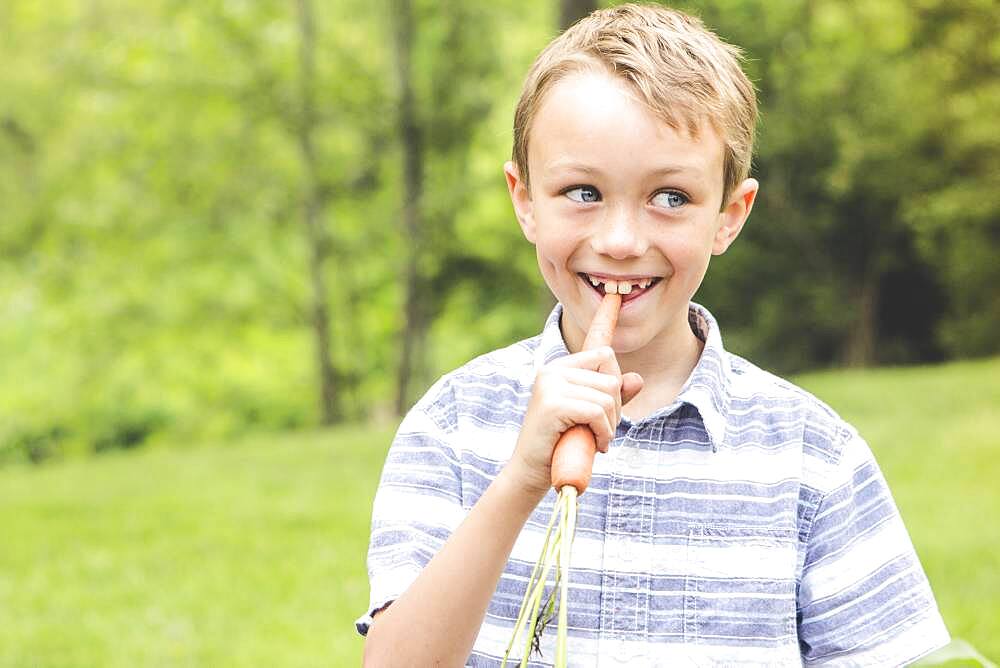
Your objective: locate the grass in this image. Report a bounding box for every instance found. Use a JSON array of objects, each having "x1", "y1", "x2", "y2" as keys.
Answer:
[
  {"x1": 0, "y1": 425, "x2": 394, "y2": 667},
  {"x1": 1, "y1": 357, "x2": 997, "y2": 665}
]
